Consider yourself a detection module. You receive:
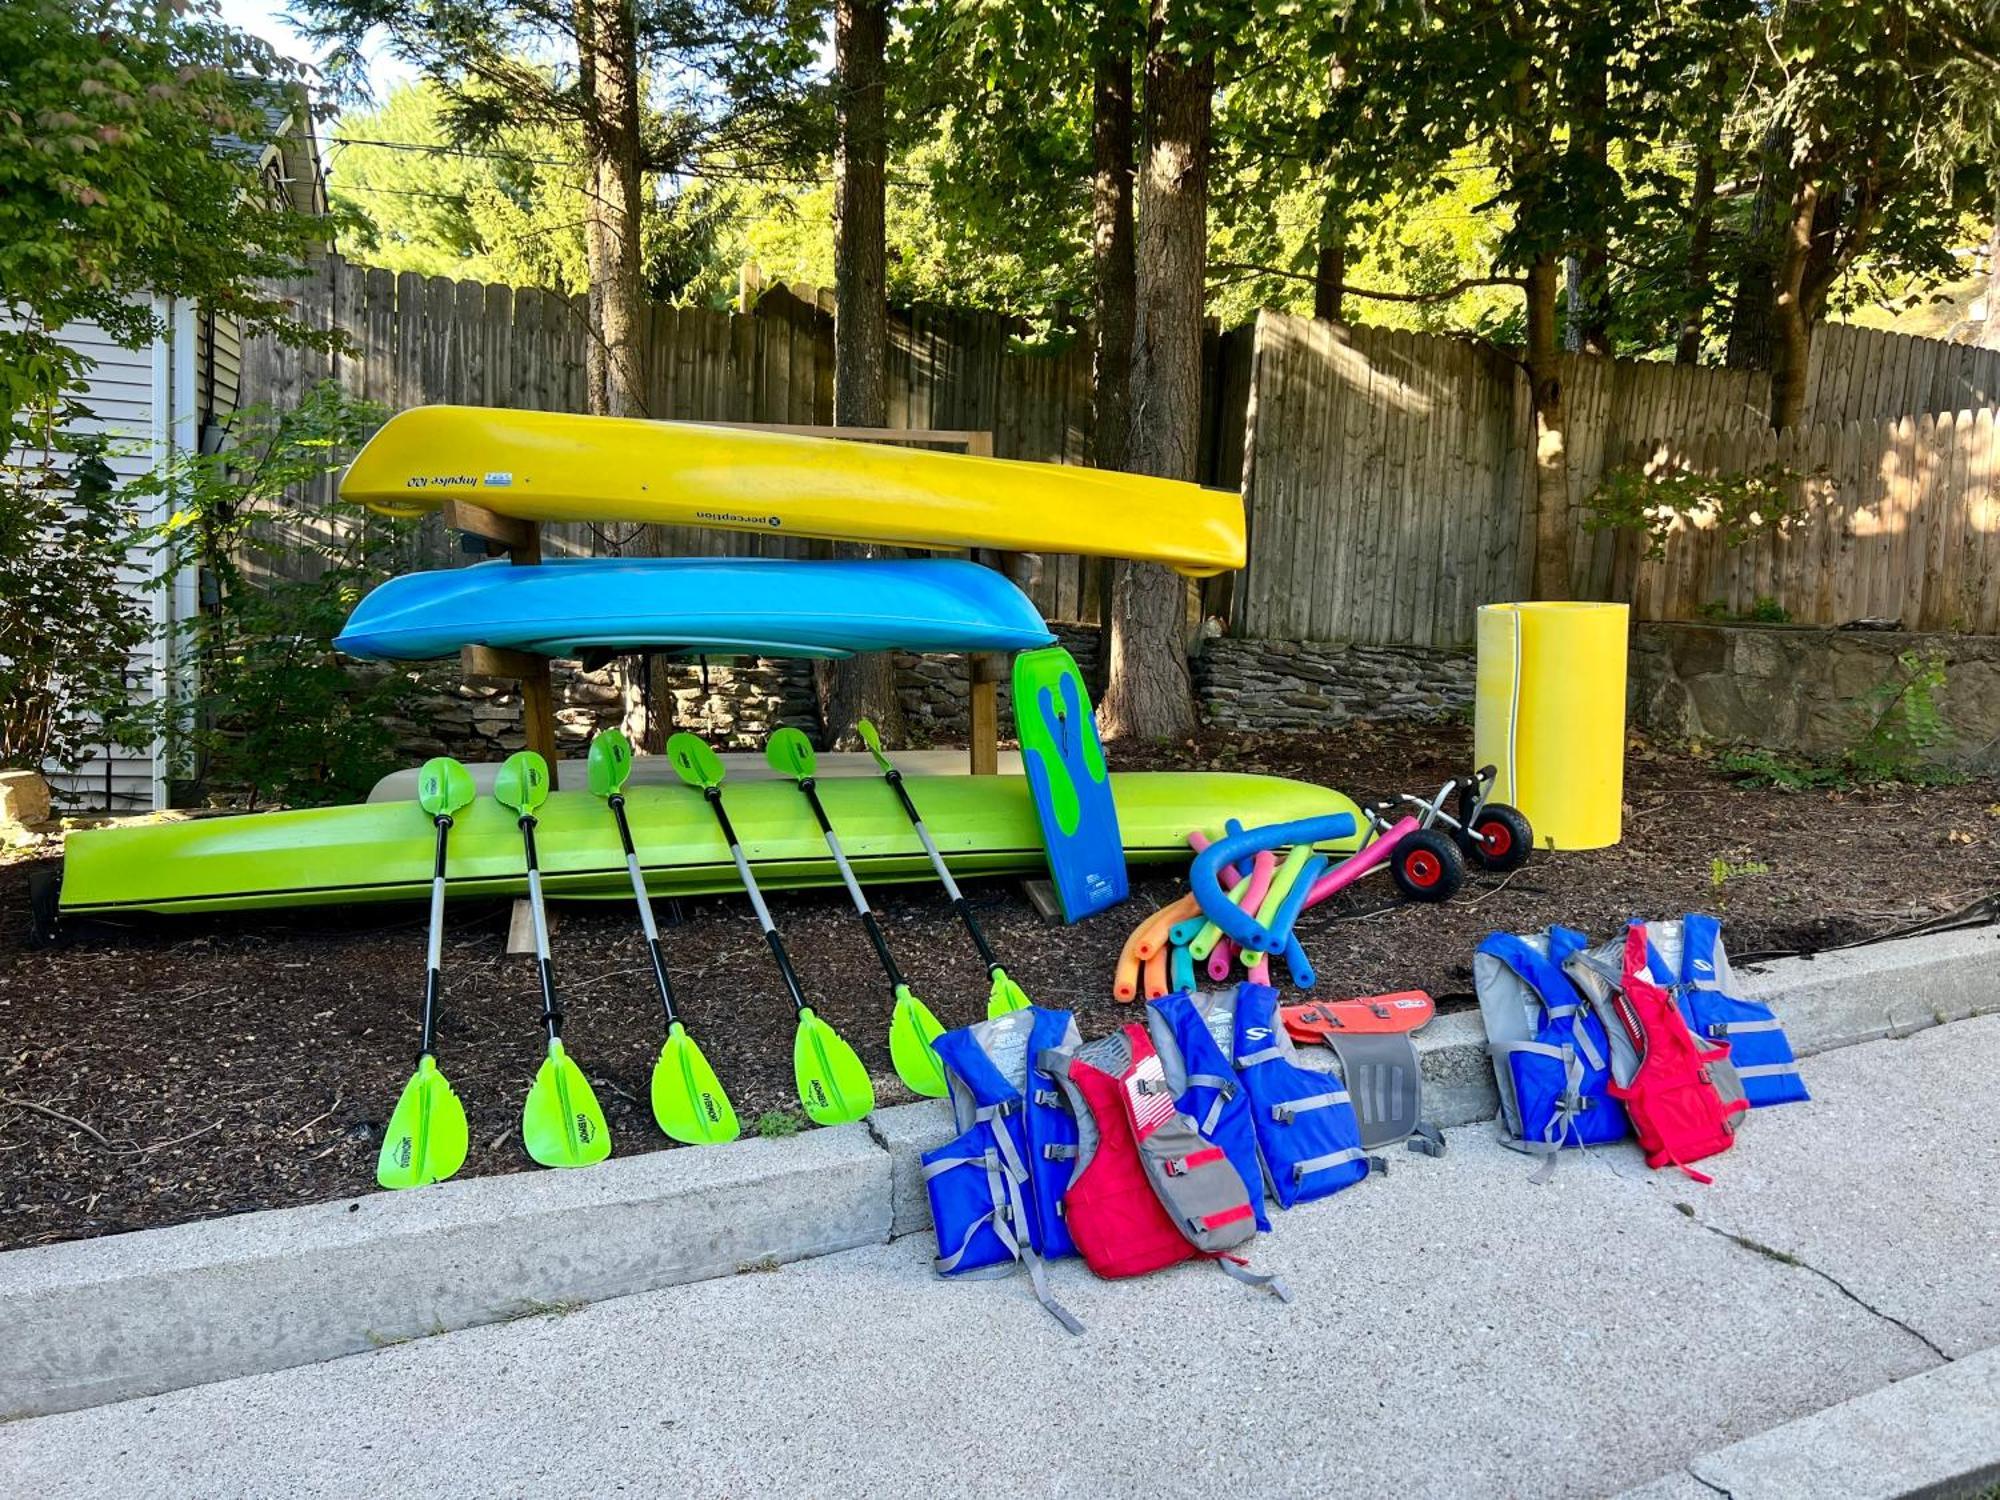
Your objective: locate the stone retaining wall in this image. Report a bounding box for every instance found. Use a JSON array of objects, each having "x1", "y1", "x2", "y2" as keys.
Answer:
[
  {"x1": 1193, "y1": 636, "x2": 1475, "y2": 729},
  {"x1": 1630, "y1": 622, "x2": 2000, "y2": 771},
  {"x1": 382, "y1": 618, "x2": 1998, "y2": 769}
]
